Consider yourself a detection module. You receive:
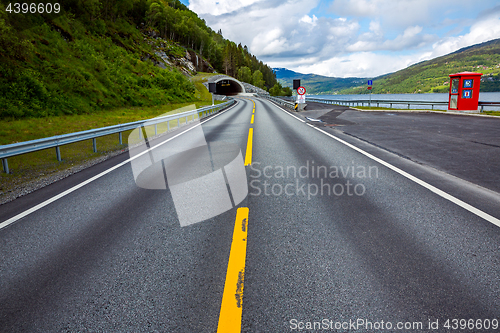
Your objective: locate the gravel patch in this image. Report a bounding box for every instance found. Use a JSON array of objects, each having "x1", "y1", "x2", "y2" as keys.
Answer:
[{"x1": 0, "y1": 148, "x2": 129, "y2": 205}]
